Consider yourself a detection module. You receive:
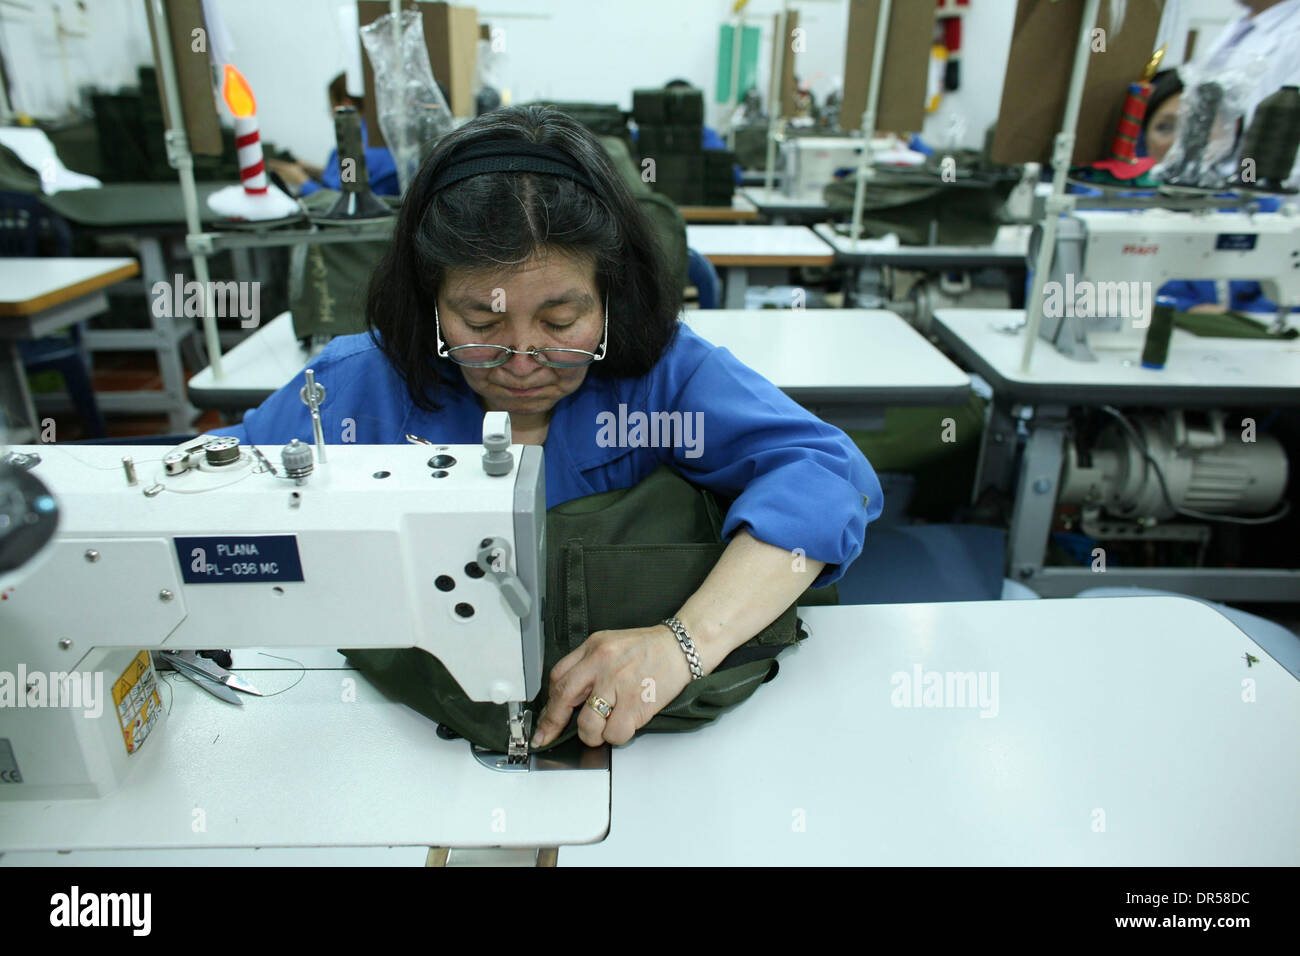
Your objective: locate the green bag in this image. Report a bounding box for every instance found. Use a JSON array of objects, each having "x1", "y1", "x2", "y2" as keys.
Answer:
[
  {"x1": 341, "y1": 464, "x2": 833, "y2": 752},
  {"x1": 597, "y1": 135, "x2": 689, "y2": 292}
]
